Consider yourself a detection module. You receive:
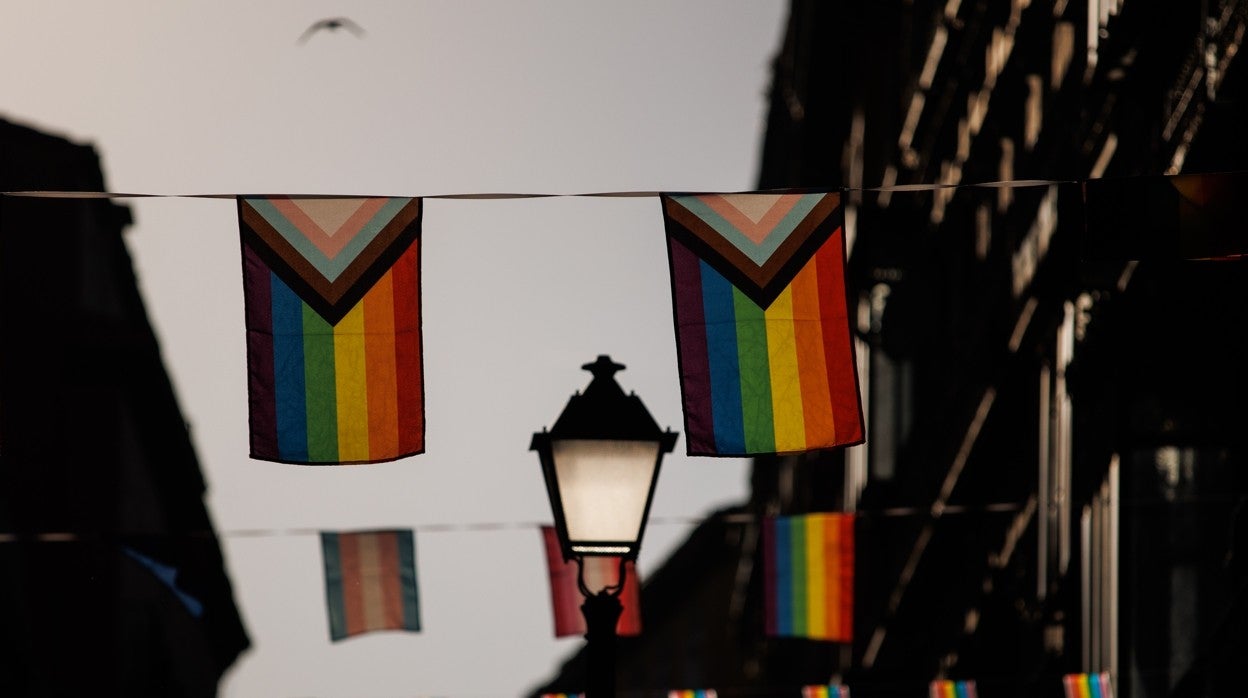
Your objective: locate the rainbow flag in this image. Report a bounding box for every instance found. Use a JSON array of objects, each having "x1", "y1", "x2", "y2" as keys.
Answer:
[
  {"x1": 928, "y1": 680, "x2": 977, "y2": 698},
  {"x1": 540, "y1": 694, "x2": 584, "y2": 698},
  {"x1": 239, "y1": 196, "x2": 424, "y2": 464},
  {"x1": 802, "y1": 684, "x2": 851, "y2": 697},
  {"x1": 662, "y1": 192, "x2": 863, "y2": 456},
  {"x1": 1063, "y1": 672, "x2": 1114, "y2": 698},
  {"x1": 320, "y1": 529, "x2": 420, "y2": 641},
  {"x1": 667, "y1": 691, "x2": 717, "y2": 698},
  {"x1": 763, "y1": 513, "x2": 854, "y2": 641},
  {"x1": 541, "y1": 526, "x2": 641, "y2": 637}
]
